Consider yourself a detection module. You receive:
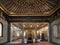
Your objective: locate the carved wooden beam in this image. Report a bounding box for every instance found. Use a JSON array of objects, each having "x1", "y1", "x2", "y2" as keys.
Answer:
[{"x1": 50, "y1": 8, "x2": 60, "y2": 22}]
